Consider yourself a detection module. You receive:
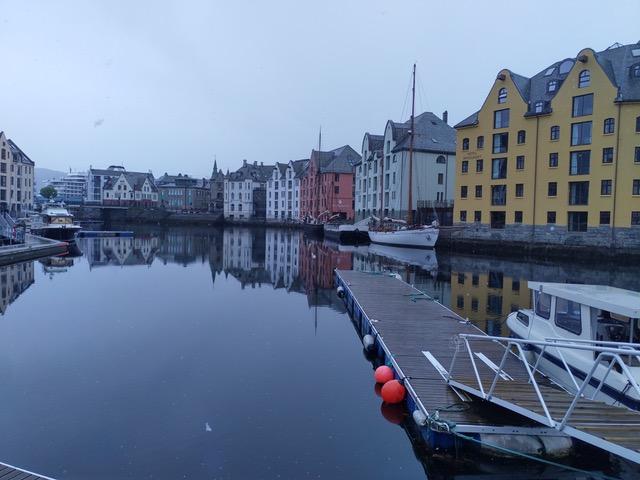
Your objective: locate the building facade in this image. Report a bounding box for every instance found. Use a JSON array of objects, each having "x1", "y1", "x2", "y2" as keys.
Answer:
[
  {"x1": 355, "y1": 112, "x2": 456, "y2": 222},
  {"x1": 300, "y1": 145, "x2": 360, "y2": 221},
  {"x1": 102, "y1": 172, "x2": 158, "y2": 207},
  {"x1": 0, "y1": 132, "x2": 35, "y2": 216},
  {"x1": 43, "y1": 172, "x2": 87, "y2": 204},
  {"x1": 156, "y1": 173, "x2": 210, "y2": 211},
  {"x1": 266, "y1": 159, "x2": 307, "y2": 220},
  {"x1": 210, "y1": 161, "x2": 224, "y2": 213},
  {"x1": 223, "y1": 160, "x2": 274, "y2": 220},
  {"x1": 454, "y1": 42, "x2": 640, "y2": 248},
  {"x1": 86, "y1": 166, "x2": 126, "y2": 204}
]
